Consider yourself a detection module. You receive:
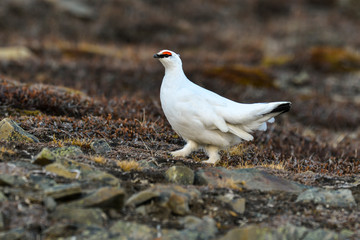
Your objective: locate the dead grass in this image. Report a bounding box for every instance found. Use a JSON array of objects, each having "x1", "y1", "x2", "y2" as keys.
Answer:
[
  {"x1": 51, "y1": 135, "x2": 93, "y2": 148},
  {"x1": 0, "y1": 147, "x2": 16, "y2": 159},
  {"x1": 117, "y1": 160, "x2": 142, "y2": 172},
  {"x1": 217, "y1": 178, "x2": 245, "y2": 191},
  {"x1": 236, "y1": 161, "x2": 285, "y2": 171},
  {"x1": 90, "y1": 156, "x2": 107, "y2": 164}
]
